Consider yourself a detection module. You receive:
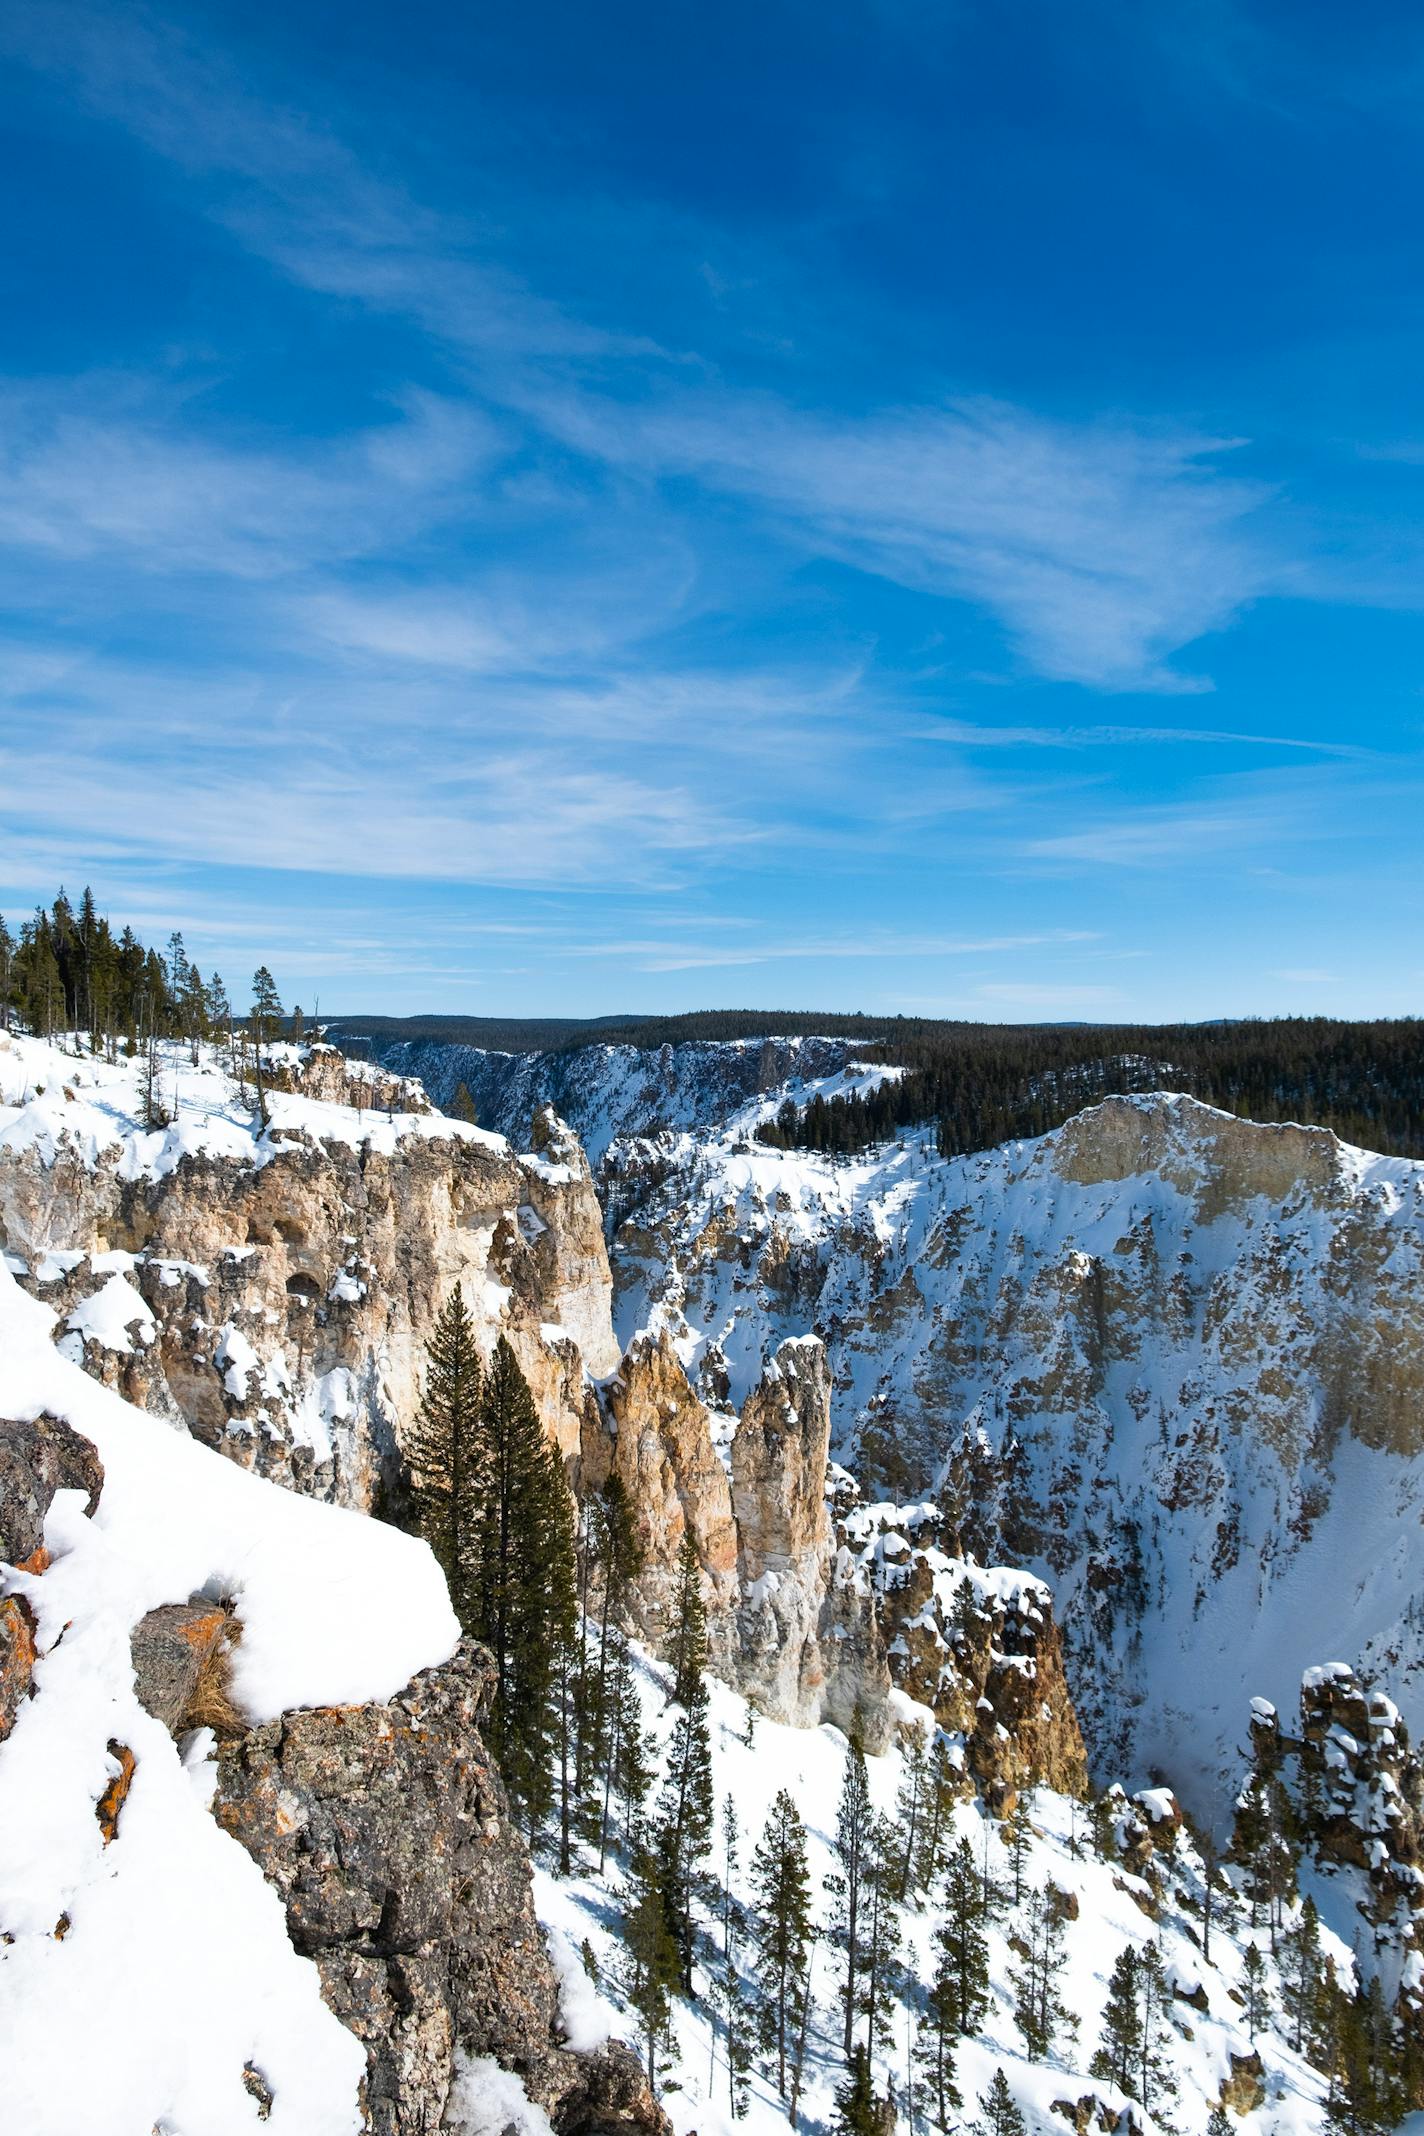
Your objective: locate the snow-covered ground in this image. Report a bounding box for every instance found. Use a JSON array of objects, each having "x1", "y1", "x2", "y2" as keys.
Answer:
[
  {"x1": 0, "y1": 1028, "x2": 507, "y2": 1184},
  {"x1": 0, "y1": 1254, "x2": 459, "y2": 2136},
  {"x1": 538, "y1": 1650, "x2": 1341, "y2": 2136}
]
